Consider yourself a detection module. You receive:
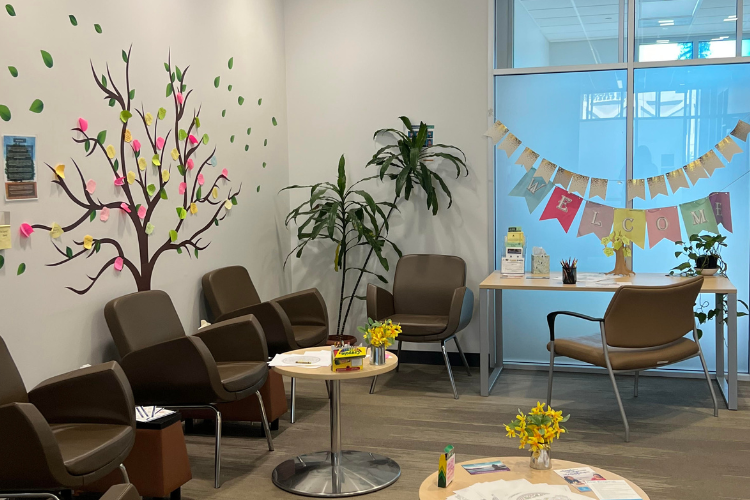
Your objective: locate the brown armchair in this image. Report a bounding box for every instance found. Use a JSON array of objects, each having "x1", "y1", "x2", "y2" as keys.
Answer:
[
  {"x1": 202, "y1": 266, "x2": 329, "y2": 423},
  {"x1": 0, "y1": 336, "x2": 135, "y2": 499},
  {"x1": 104, "y1": 290, "x2": 274, "y2": 488},
  {"x1": 547, "y1": 277, "x2": 718, "y2": 442},
  {"x1": 367, "y1": 254, "x2": 475, "y2": 399}
]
